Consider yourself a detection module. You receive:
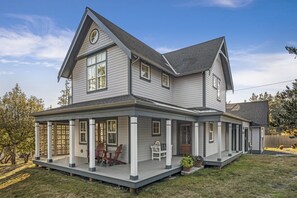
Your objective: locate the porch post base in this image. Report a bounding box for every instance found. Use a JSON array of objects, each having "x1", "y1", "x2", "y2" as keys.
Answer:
[
  {"x1": 35, "y1": 157, "x2": 40, "y2": 160},
  {"x1": 69, "y1": 163, "x2": 76, "y2": 167},
  {"x1": 165, "y1": 165, "x2": 172, "y2": 169},
  {"x1": 228, "y1": 153, "x2": 232, "y2": 156},
  {"x1": 217, "y1": 158, "x2": 222, "y2": 162},
  {"x1": 130, "y1": 175, "x2": 139, "y2": 181},
  {"x1": 236, "y1": 150, "x2": 239, "y2": 153},
  {"x1": 89, "y1": 167, "x2": 96, "y2": 172},
  {"x1": 47, "y1": 159, "x2": 53, "y2": 163}
]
